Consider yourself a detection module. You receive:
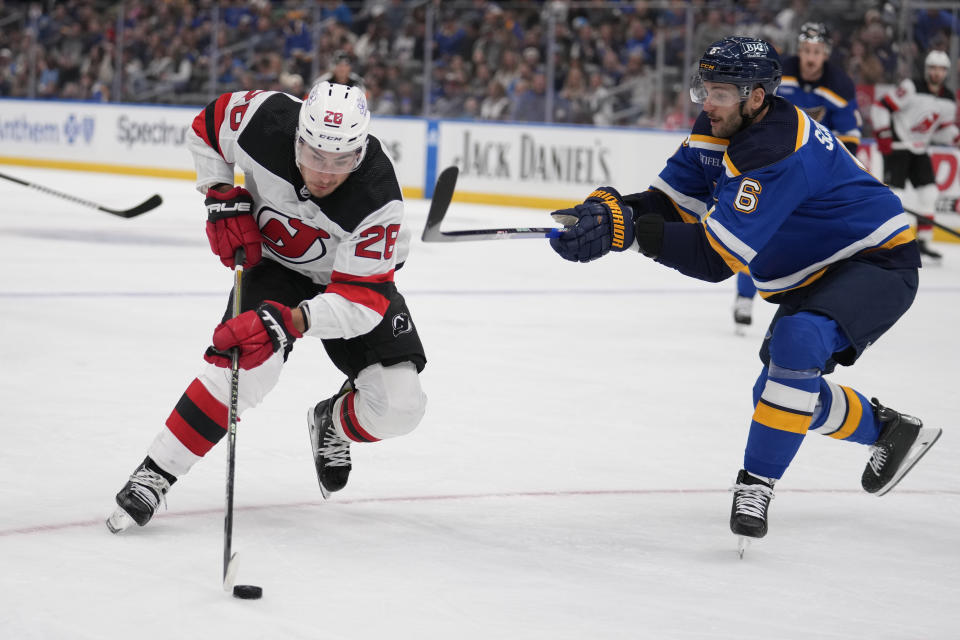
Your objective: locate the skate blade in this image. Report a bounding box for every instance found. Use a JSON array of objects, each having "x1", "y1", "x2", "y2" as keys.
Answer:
[
  {"x1": 307, "y1": 407, "x2": 331, "y2": 500},
  {"x1": 105, "y1": 507, "x2": 137, "y2": 534},
  {"x1": 734, "y1": 325, "x2": 747, "y2": 337},
  {"x1": 223, "y1": 552, "x2": 239, "y2": 591},
  {"x1": 875, "y1": 427, "x2": 943, "y2": 497},
  {"x1": 737, "y1": 536, "x2": 750, "y2": 559}
]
